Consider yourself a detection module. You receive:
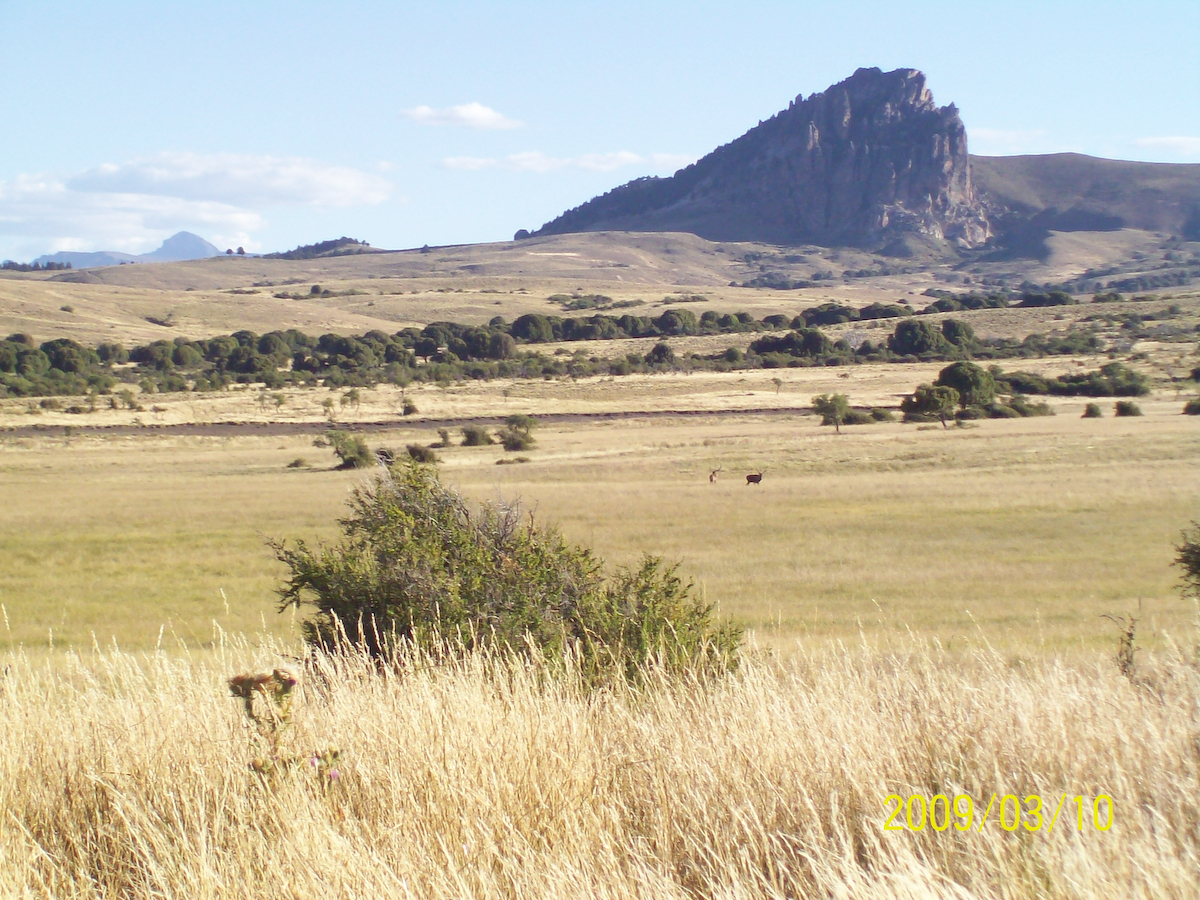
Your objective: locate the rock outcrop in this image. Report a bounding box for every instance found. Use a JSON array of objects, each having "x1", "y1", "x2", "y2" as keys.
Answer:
[{"x1": 529, "y1": 67, "x2": 991, "y2": 249}]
